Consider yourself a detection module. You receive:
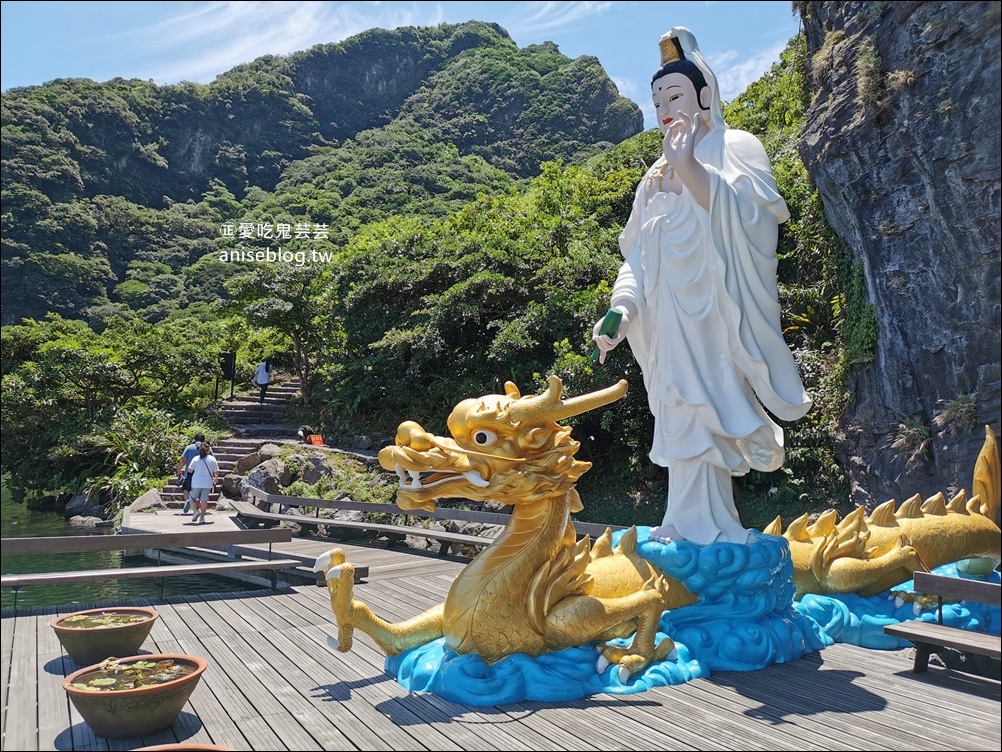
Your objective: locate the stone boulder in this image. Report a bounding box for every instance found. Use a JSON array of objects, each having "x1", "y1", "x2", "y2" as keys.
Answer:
[
  {"x1": 242, "y1": 458, "x2": 293, "y2": 498},
  {"x1": 64, "y1": 490, "x2": 100, "y2": 518},
  {"x1": 234, "y1": 452, "x2": 263, "y2": 474},
  {"x1": 130, "y1": 488, "x2": 162, "y2": 512},
  {"x1": 300, "y1": 455, "x2": 333, "y2": 485},
  {"x1": 221, "y1": 474, "x2": 244, "y2": 499},
  {"x1": 258, "y1": 443, "x2": 283, "y2": 460},
  {"x1": 69, "y1": 515, "x2": 114, "y2": 528}
]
